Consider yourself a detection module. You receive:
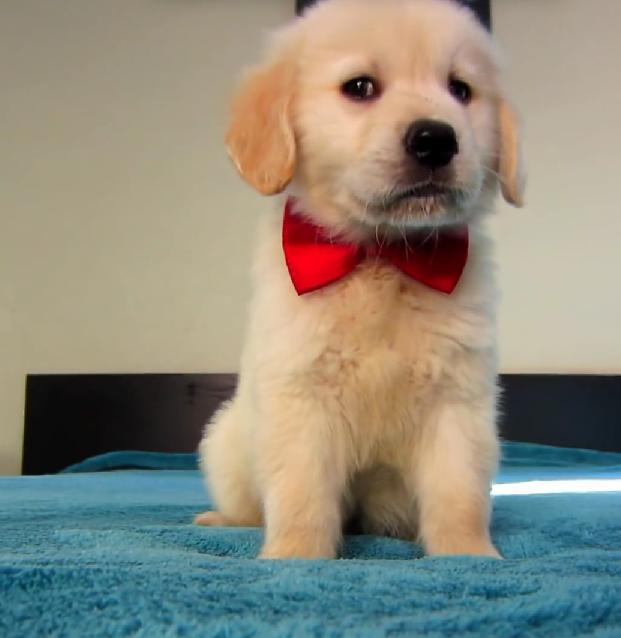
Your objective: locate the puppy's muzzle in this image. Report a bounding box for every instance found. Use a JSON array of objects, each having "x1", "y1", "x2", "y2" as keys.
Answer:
[{"x1": 403, "y1": 120, "x2": 459, "y2": 169}]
